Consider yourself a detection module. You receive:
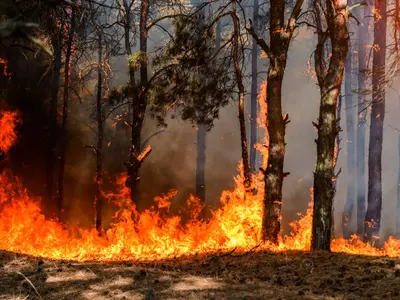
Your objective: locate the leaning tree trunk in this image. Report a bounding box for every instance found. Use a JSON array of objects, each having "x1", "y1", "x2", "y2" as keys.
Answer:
[
  {"x1": 312, "y1": 0, "x2": 349, "y2": 251},
  {"x1": 247, "y1": 0, "x2": 304, "y2": 244},
  {"x1": 342, "y1": 50, "x2": 356, "y2": 239},
  {"x1": 95, "y1": 32, "x2": 104, "y2": 234},
  {"x1": 356, "y1": 0, "x2": 368, "y2": 237},
  {"x1": 365, "y1": 0, "x2": 386, "y2": 241},
  {"x1": 57, "y1": 10, "x2": 75, "y2": 216},
  {"x1": 250, "y1": 0, "x2": 259, "y2": 173},
  {"x1": 46, "y1": 35, "x2": 61, "y2": 209},
  {"x1": 231, "y1": 0, "x2": 251, "y2": 190}
]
